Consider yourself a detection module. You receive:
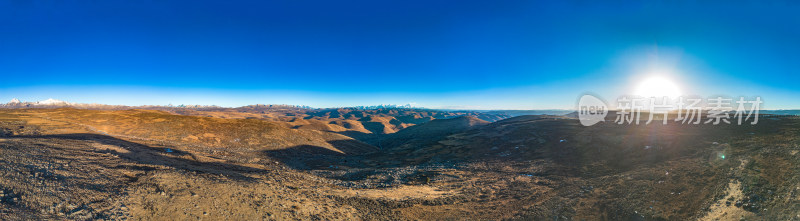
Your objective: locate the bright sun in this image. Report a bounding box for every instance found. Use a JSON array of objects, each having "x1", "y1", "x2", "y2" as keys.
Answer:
[{"x1": 633, "y1": 76, "x2": 682, "y2": 99}]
